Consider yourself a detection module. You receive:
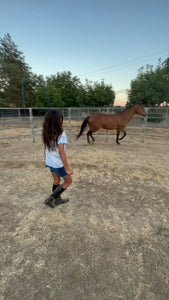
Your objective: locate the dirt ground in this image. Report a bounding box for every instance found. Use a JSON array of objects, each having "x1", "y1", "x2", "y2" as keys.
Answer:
[{"x1": 0, "y1": 132, "x2": 169, "y2": 300}]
